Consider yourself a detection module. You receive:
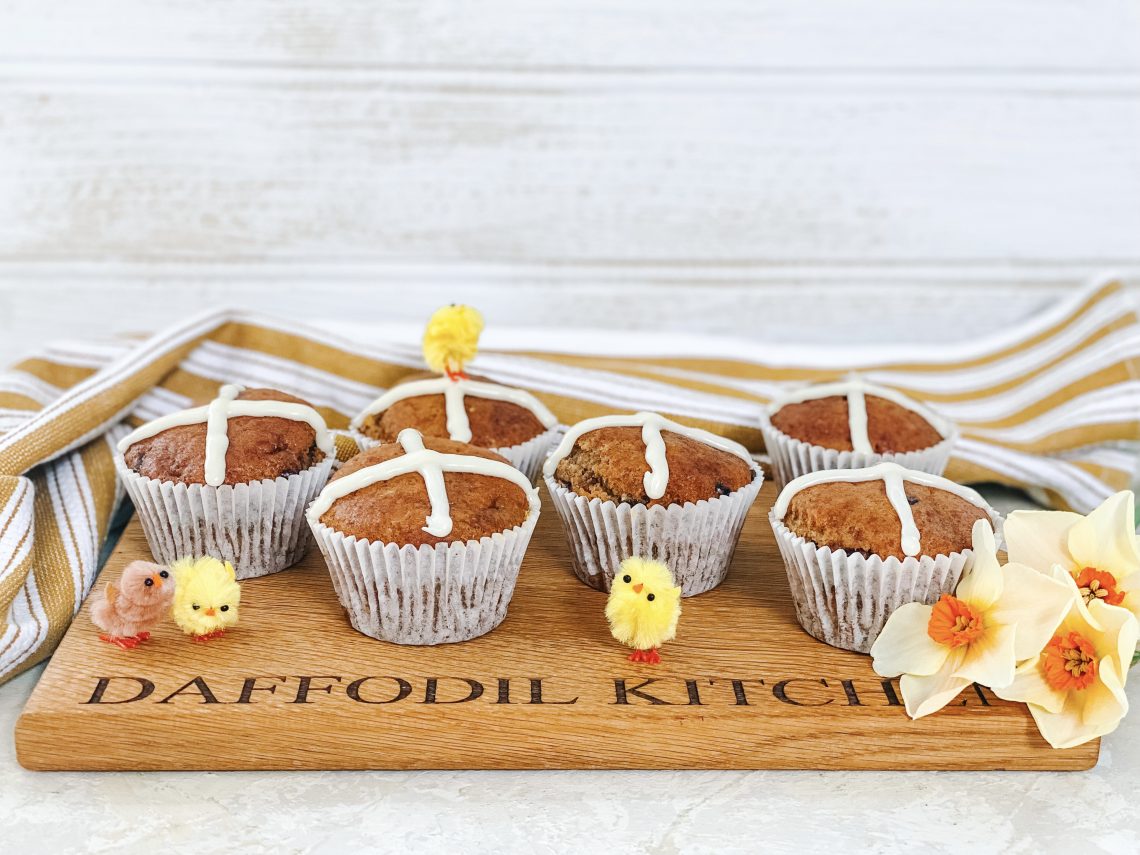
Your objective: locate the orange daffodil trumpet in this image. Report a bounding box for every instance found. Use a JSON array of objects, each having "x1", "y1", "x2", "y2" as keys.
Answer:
[{"x1": 871, "y1": 519, "x2": 1073, "y2": 719}]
